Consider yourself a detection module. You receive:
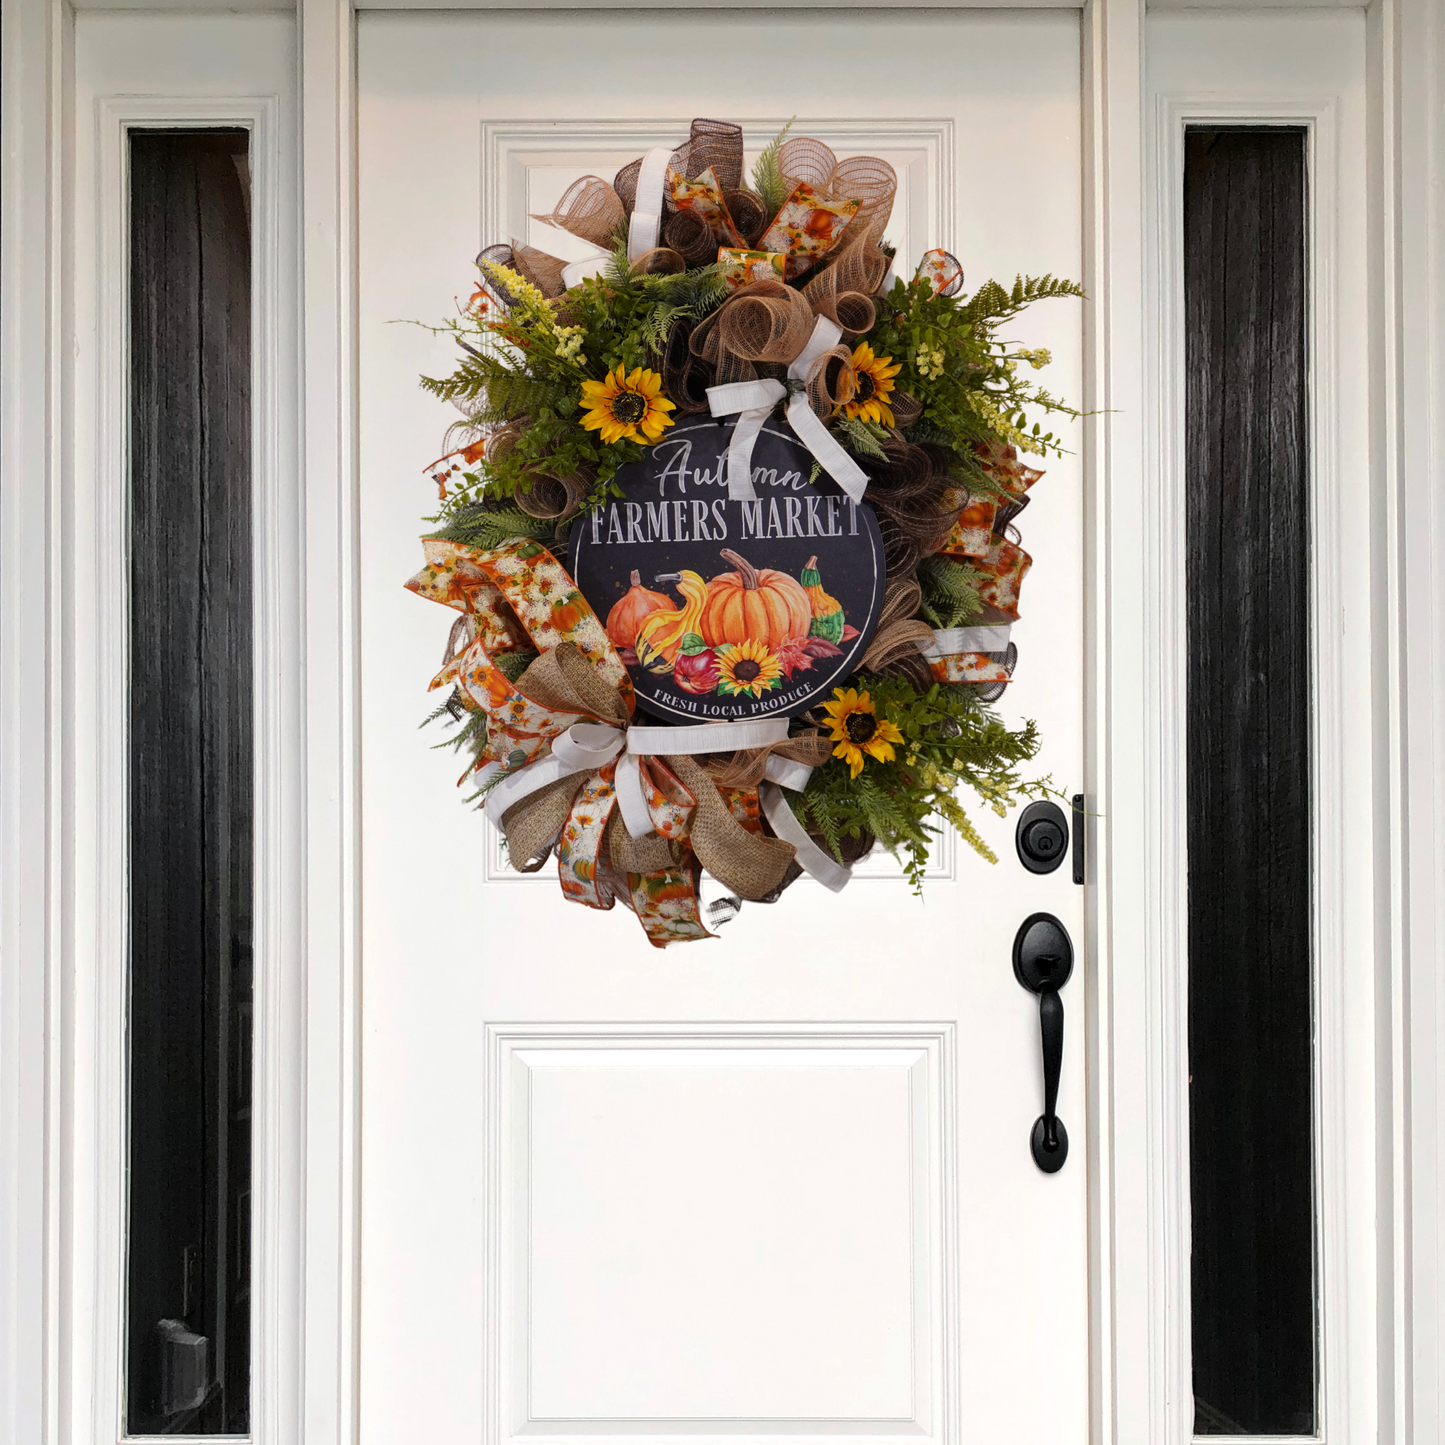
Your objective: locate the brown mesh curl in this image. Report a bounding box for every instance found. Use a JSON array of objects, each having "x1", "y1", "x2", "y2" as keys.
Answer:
[{"x1": 530, "y1": 176, "x2": 626, "y2": 251}]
